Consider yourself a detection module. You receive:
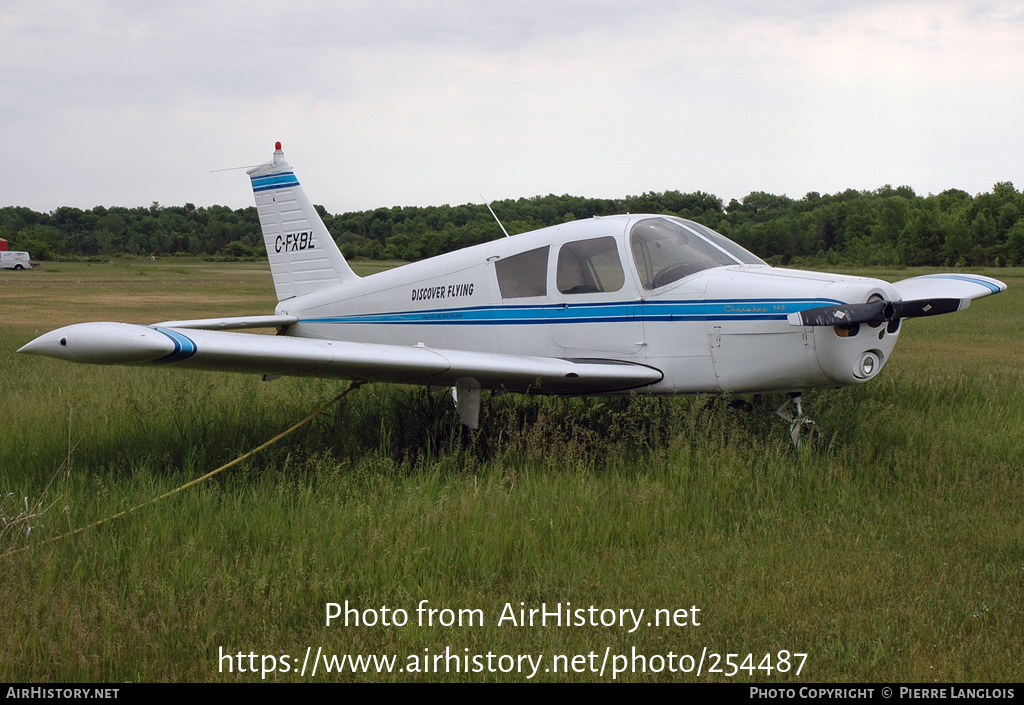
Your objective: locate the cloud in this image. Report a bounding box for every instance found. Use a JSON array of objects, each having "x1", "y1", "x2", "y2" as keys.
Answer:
[{"x1": 2, "y1": 1, "x2": 1022, "y2": 211}]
